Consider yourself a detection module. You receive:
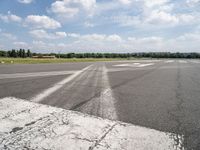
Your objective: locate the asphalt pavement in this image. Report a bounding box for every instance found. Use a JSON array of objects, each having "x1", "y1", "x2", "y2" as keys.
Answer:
[{"x1": 0, "y1": 59, "x2": 200, "y2": 149}]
